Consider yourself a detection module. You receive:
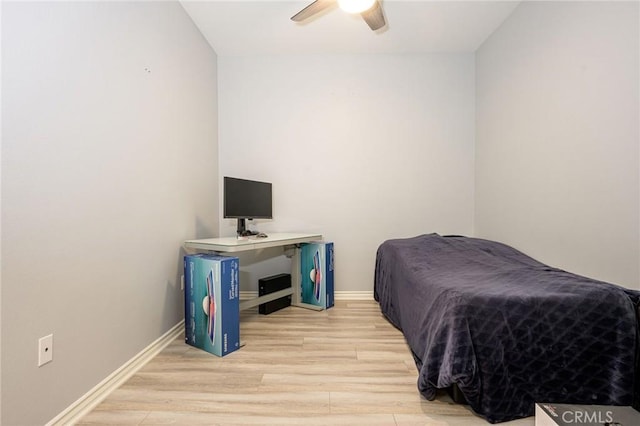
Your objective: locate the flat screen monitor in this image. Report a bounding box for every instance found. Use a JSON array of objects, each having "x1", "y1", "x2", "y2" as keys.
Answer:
[{"x1": 223, "y1": 176, "x2": 272, "y2": 236}]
